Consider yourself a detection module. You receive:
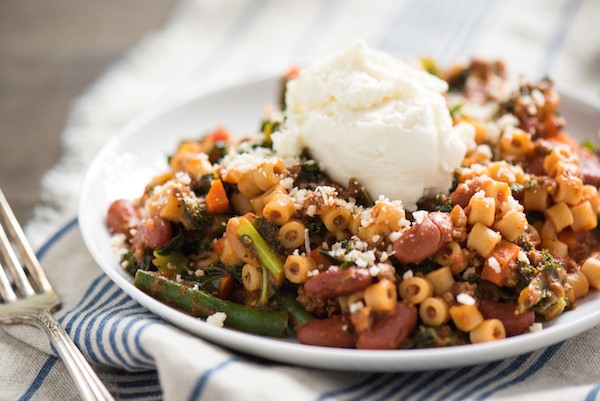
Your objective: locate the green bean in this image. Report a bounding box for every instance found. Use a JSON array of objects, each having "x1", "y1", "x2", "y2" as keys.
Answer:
[
  {"x1": 134, "y1": 270, "x2": 288, "y2": 337},
  {"x1": 277, "y1": 290, "x2": 315, "y2": 333}
]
